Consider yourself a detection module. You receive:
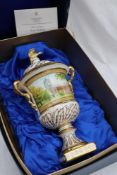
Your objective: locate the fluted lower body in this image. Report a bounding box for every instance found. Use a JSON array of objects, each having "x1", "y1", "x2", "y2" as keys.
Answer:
[
  {"x1": 40, "y1": 101, "x2": 79, "y2": 129},
  {"x1": 59, "y1": 123, "x2": 82, "y2": 151},
  {"x1": 40, "y1": 101, "x2": 96, "y2": 162}
]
